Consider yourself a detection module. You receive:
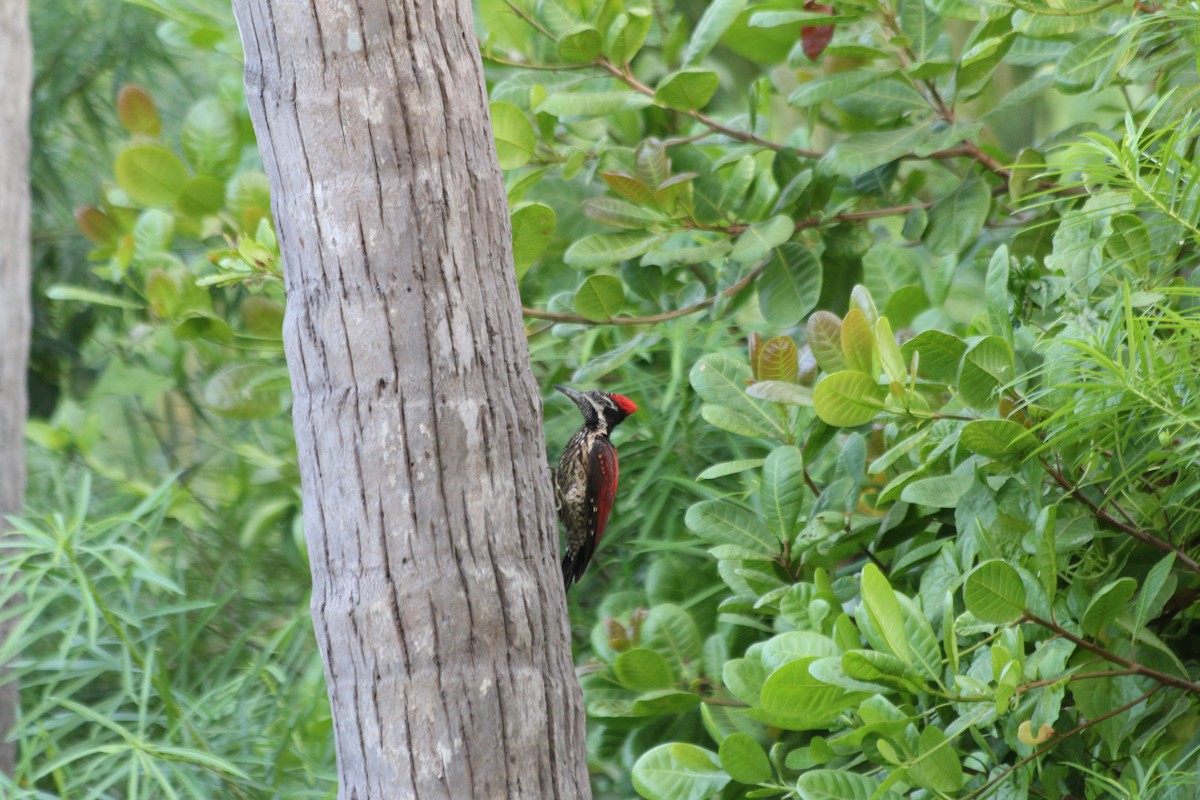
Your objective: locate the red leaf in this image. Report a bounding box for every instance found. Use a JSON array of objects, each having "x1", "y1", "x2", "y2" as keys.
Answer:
[{"x1": 802, "y1": 1, "x2": 834, "y2": 62}]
